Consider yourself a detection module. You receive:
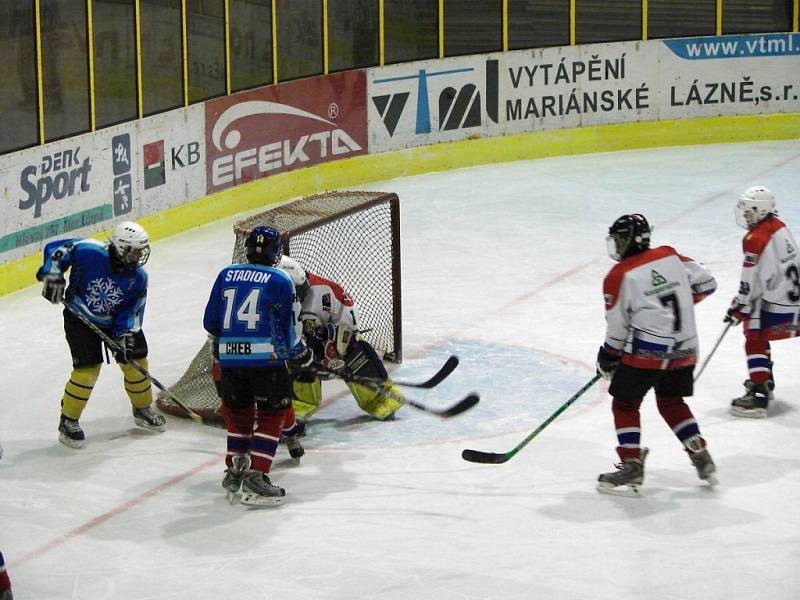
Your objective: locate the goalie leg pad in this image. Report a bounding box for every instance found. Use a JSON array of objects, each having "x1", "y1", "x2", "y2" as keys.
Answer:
[
  {"x1": 345, "y1": 339, "x2": 389, "y2": 379},
  {"x1": 348, "y1": 382, "x2": 404, "y2": 420},
  {"x1": 61, "y1": 364, "x2": 101, "y2": 420},
  {"x1": 292, "y1": 379, "x2": 322, "y2": 420},
  {"x1": 120, "y1": 359, "x2": 153, "y2": 409}
]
